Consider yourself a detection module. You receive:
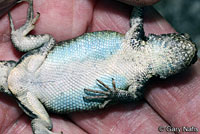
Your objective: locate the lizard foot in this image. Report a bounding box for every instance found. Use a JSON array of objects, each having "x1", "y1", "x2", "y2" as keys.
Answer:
[
  {"x1": 8, "y1": 11, "x2": 40, "y2": 36},
  {"x1": 84, "y1": 78, "x2": 118, "y2": 109}
]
